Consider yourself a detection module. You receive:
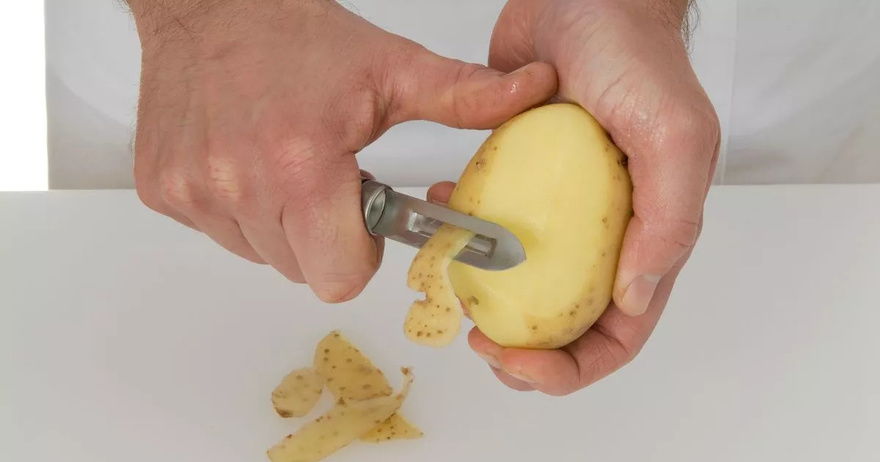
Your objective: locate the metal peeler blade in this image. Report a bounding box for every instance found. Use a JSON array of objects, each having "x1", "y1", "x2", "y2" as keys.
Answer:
[{"x1": 360, "y1": 178, "x2": 525, "y2": 271}]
